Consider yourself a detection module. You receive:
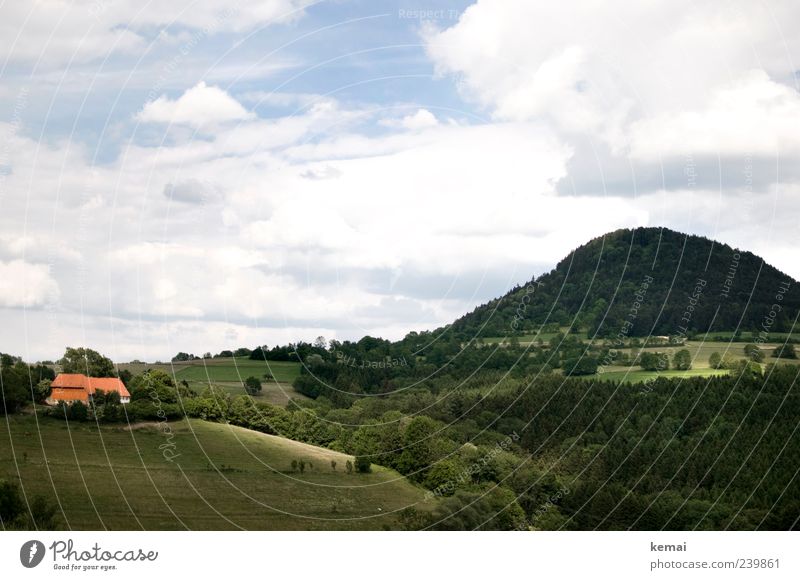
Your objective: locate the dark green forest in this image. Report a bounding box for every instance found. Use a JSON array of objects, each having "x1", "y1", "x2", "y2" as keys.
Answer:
[{"x1": 448, "y1": 227, "x2": 799, "y2": 338}]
